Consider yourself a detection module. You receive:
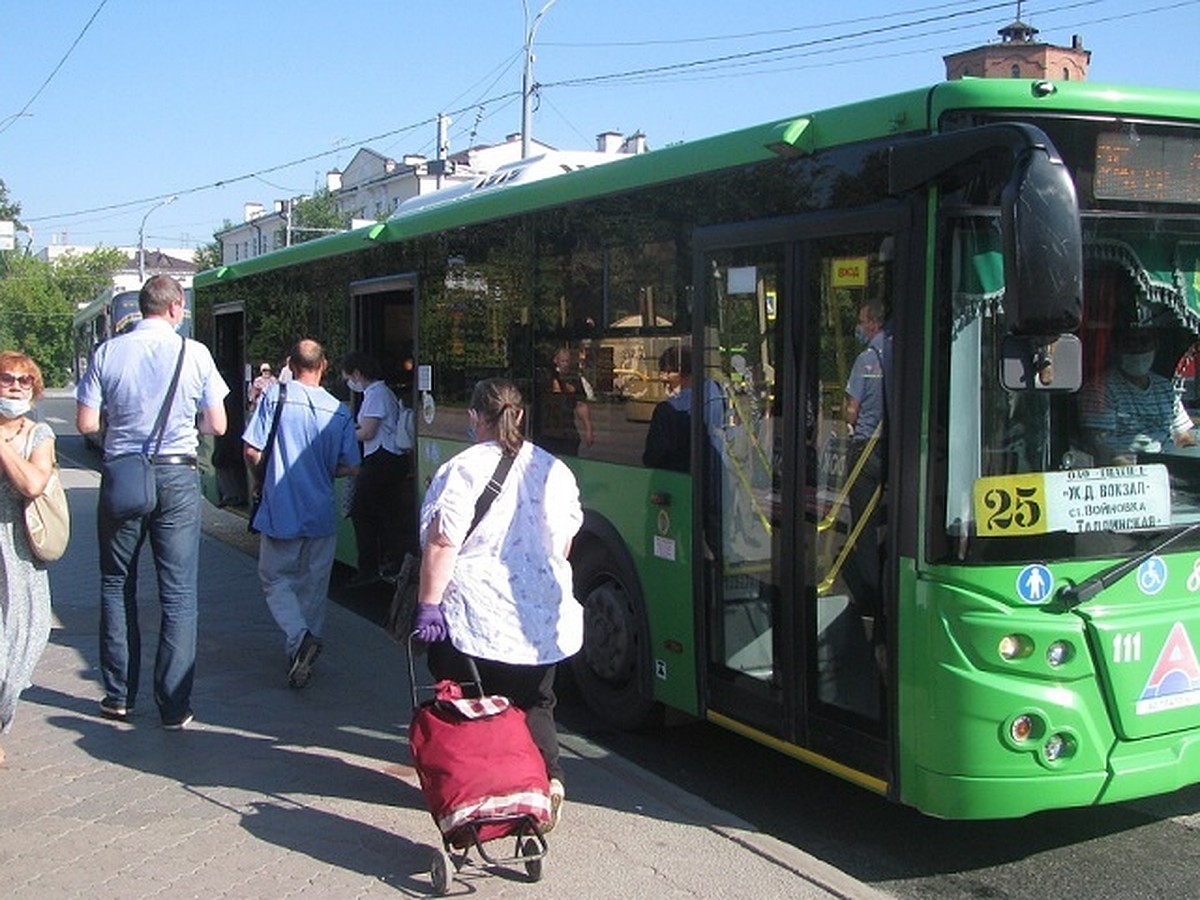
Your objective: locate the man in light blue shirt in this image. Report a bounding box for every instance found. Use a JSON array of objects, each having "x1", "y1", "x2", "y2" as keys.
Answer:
[
  {"x1": 76, "y1": 275, "x2": 229, "y2": 730},
  {"x1": 244, "y1": 338, "x2": 359, "y2": 688}
]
